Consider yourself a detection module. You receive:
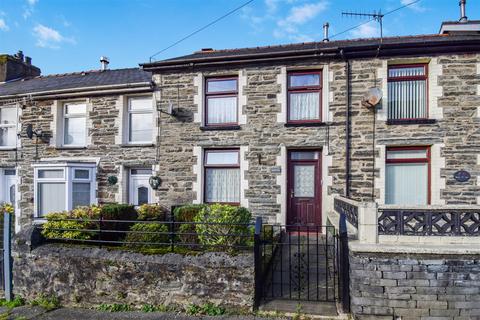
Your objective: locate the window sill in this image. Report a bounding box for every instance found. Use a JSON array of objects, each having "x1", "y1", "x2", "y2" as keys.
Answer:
[
  {"x1": 56, "y1": 146, "x2": 87, "y2": 150},
  {"x1": 120, "y1": 143, "x2": 155, "y2": 148},
  {"x1": 0, "y1": 147, "x2": 17, "y2": 151},
  {"x1": 284, "y1": 122, "x2": 327, "y2": 127},
  {"x1": 200, "y1": 125, "x2": 241, "y2": 131},
  {"x1": 386, "y1": 119, "x2": 437, "y2": 125}
]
